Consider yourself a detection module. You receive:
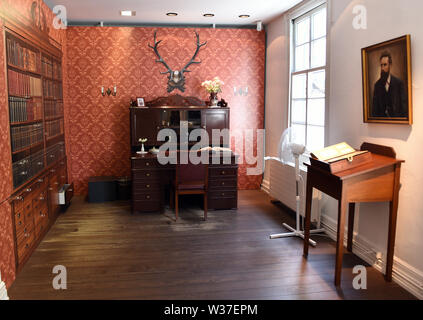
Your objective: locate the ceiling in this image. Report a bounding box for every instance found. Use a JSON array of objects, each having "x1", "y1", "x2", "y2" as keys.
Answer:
[{"x1": 44, "y1": 0, "x2": 302, "y2": 27}]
